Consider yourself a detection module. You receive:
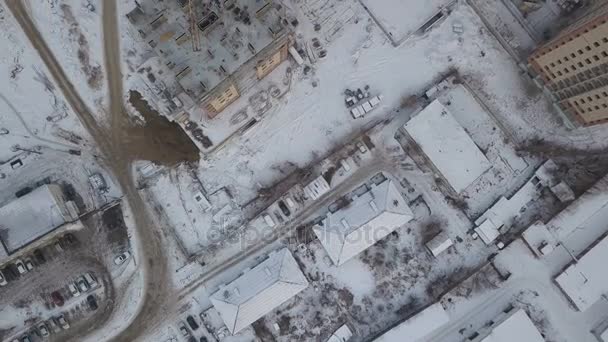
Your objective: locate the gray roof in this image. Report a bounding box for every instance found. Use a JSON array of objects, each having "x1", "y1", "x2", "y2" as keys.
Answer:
[
  {"x1": 210, "y1": 248, "x2": 308, "y2": 334},
  {"x1": 314, "y1": 180, "x2": 414, "y2": 265},
  {"x1": 0, "y1": 184, "x2": 71, "y2": 253}
]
